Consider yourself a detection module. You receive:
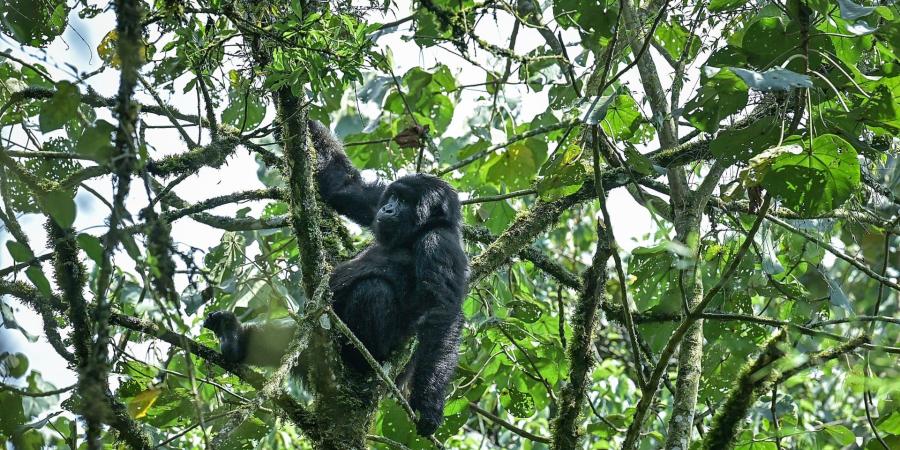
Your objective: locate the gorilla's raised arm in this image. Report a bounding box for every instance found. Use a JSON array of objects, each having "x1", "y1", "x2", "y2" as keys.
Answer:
[{"x1": 308, "y1": 120, "x2": 386, "y2": 227}]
